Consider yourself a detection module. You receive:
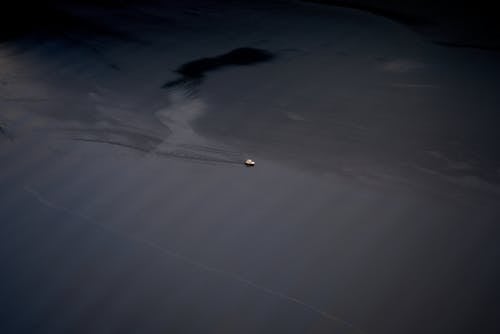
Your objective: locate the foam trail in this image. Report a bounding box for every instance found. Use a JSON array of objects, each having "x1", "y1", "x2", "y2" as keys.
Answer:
[
  {"x1": 71, "y1": 87, "x2": 244, "y2": 166},
  {"x1": 70, "y1": 137, "x2": 243, "y2": 166},
  {"x1": 24, "y1": 185, "x2": 365, "y2": 334}
]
